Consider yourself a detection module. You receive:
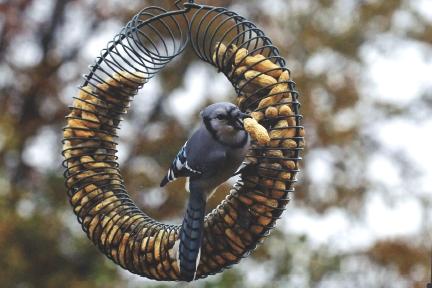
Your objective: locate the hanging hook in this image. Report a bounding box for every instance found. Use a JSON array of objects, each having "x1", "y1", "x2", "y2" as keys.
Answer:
[
  {"x1": 175, "y1": 0, "x2": 195, "y2": 8},
  {"x1": 175, "y1": 0, "x2": 198, "y2": 11}
]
